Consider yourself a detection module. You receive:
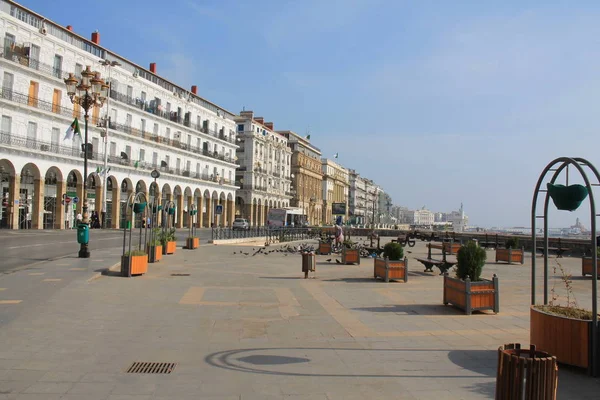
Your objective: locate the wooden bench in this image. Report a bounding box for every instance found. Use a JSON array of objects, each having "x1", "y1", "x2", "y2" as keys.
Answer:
[
  {"x1": 427, "y1": 241, "x2": 462, "y2": 255},
  {"x1": 415, "y1": 246, "x2": 457, "y2": 275},
  {"x1": 391, "y1": 234, "x2": 416, "y2": 248},
  {"x1": 536, "y1": 247, "x2": 566, "y2": 258}
]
